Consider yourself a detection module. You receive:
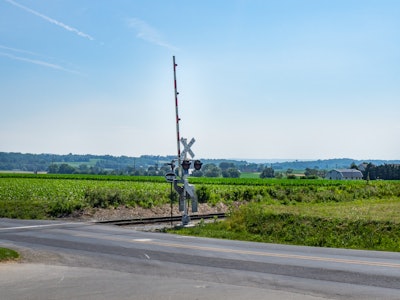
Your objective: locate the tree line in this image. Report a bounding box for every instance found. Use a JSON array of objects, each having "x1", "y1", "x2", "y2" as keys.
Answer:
[
  {"x1": 362, "y1": 163, "x2": 400, "y2": 180},
  {"x1": 1, "y1": 152, "x2": 399, "y2": 179},
  {"x1": 259, "y1": 163, "x2": 400, "y2": 180},
  {"x1": 47, "y1": 161, "x2": 243, "y2": 178}
]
